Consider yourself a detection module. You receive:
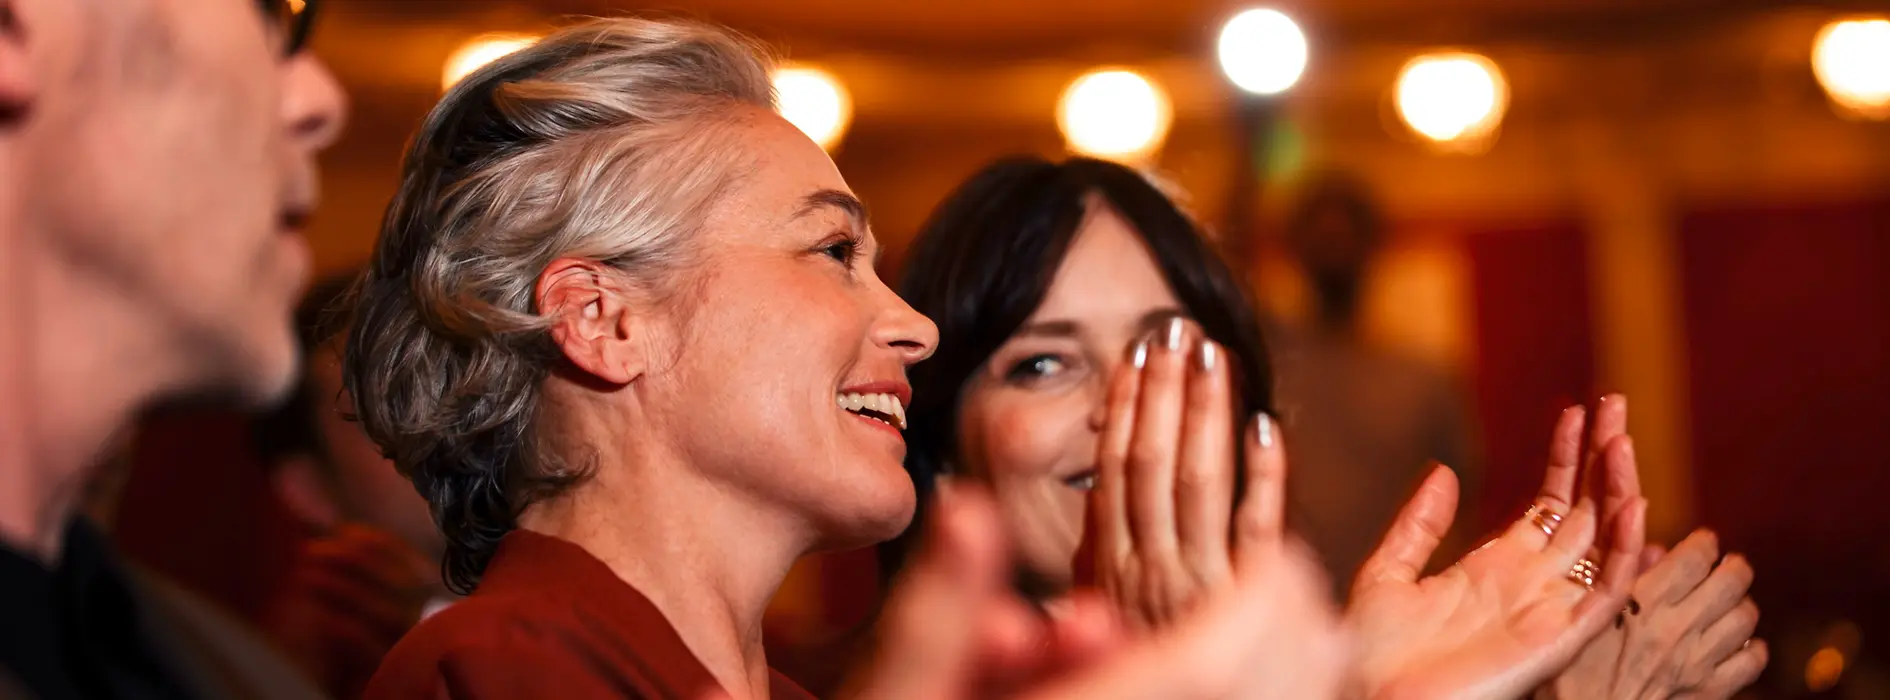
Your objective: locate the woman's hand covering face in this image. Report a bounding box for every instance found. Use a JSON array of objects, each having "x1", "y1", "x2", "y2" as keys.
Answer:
[{"x1": 1086, "y1": 318, "x2": 1288, "y2": 630}]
